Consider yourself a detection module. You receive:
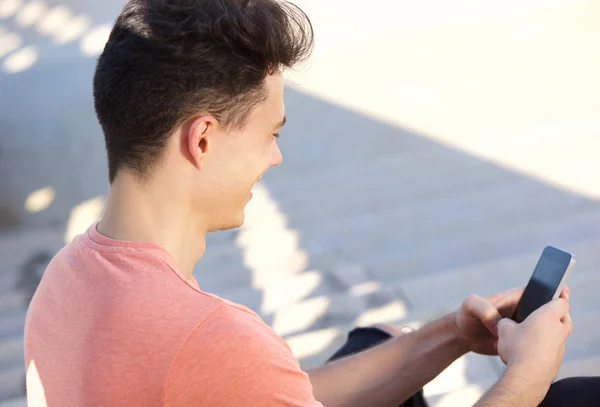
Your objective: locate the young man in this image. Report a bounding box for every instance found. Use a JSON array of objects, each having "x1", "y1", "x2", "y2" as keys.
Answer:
[{"x1": 24, "y1": 0, "x2": 599, "y2": 406}]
